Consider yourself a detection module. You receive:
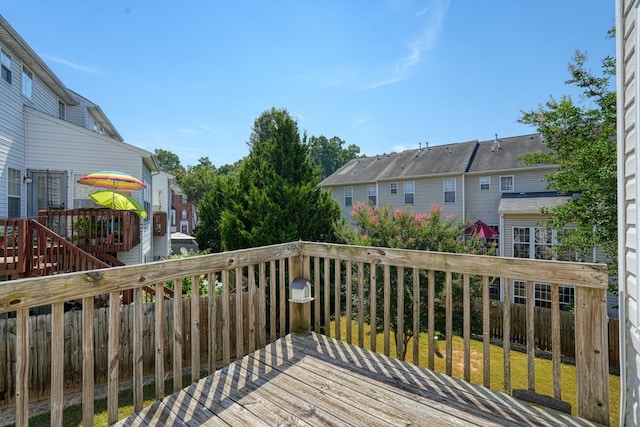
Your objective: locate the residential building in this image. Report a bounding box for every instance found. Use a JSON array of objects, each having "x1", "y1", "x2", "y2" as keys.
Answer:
[
  {"x1": 0, "y1": 14, "x2": 169, "y2": 267},
  {"x1": 170, "y1": 187, "x2": 196, "y2": 235},
  {"x1": 320, "y1": 133, "x2": 610, "y2": 311},
  {"x1": 616, "y1": 0, "x2": 640, "y2": 424},
  {"x1": 152, "y1": 172, "x2": 174, "y2": 259}
]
